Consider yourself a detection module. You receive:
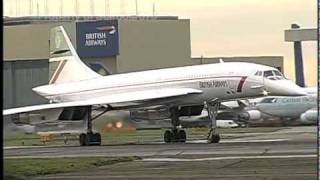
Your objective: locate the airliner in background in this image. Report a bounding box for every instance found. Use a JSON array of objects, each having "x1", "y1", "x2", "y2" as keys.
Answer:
[
  {"x1": 190, "y1": 87, "x2": 316, "y2": 126},
  {"x1": 3, "y1": 26, "x2": 306, "y2": 146},
  {"x1": 240, "y1": 88, "x2": 317, "y2": 125}
]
